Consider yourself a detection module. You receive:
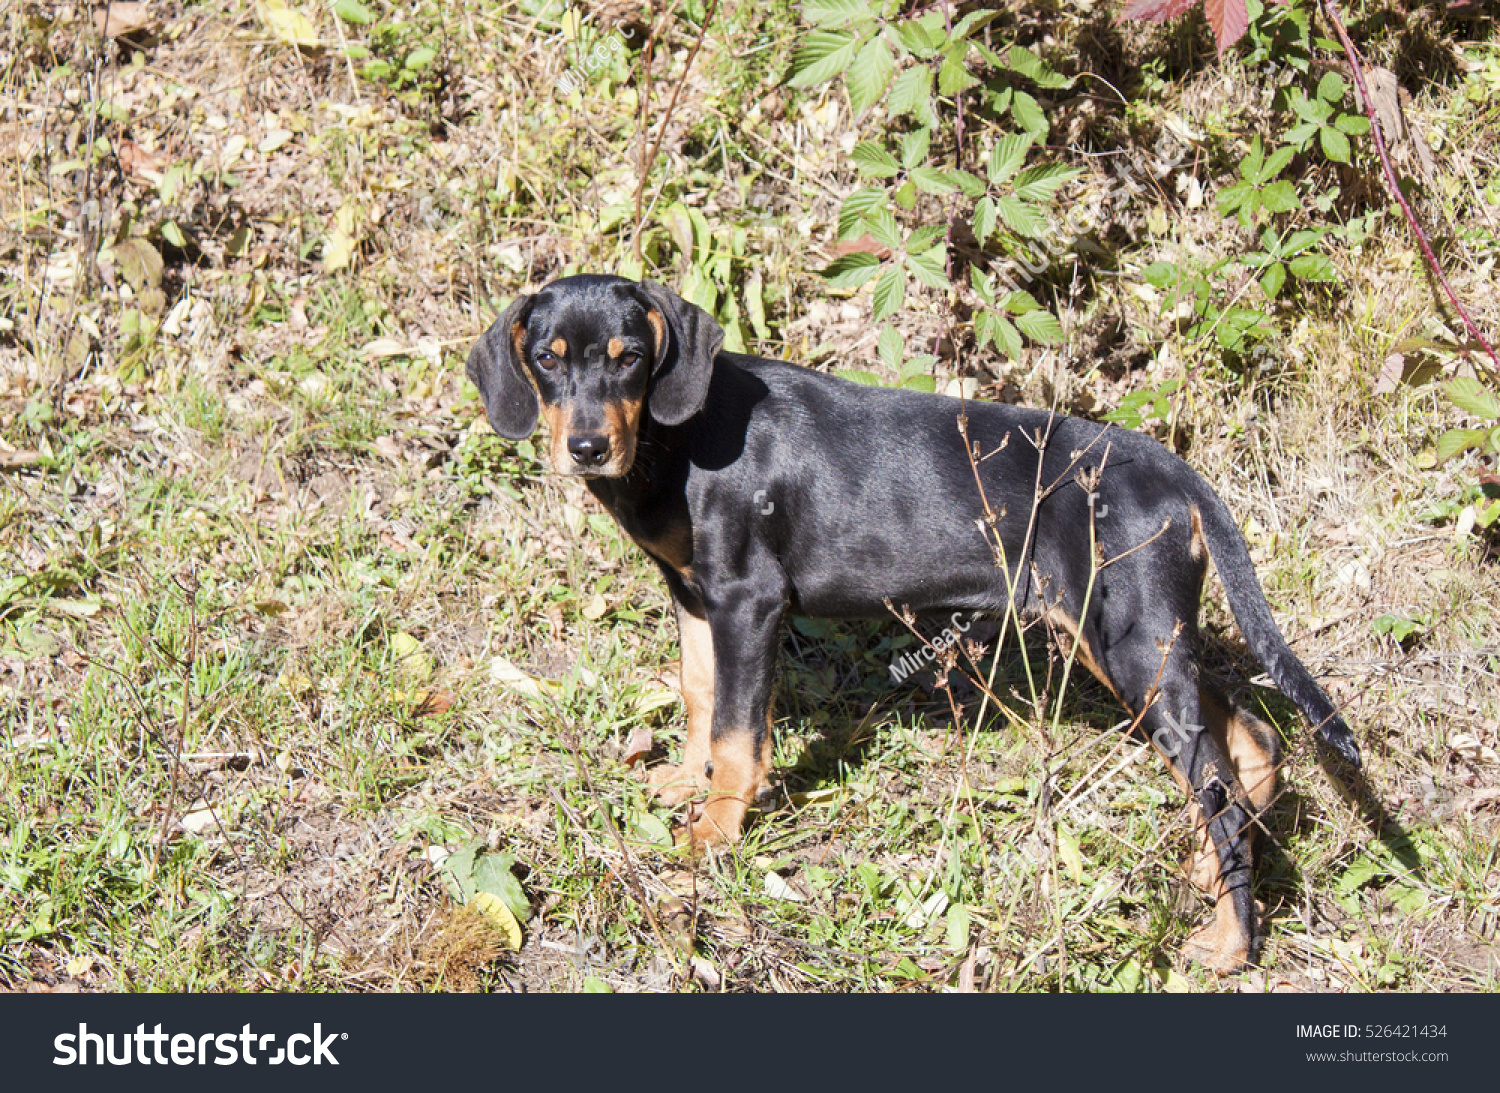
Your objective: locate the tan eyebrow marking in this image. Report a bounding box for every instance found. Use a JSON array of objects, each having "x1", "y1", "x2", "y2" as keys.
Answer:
[
  {"x1": 550, "y1": 337, "x2": 568, "y2": 357},
  {"x1": 607, "y1": 337, "x2": 625, "y2": 358}
]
